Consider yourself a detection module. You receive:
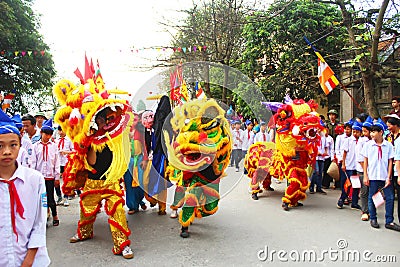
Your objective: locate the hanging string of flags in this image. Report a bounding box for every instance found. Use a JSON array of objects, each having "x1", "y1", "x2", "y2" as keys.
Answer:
[
  {"x1": 0, "y1": 50, "x2": 46, "y2": 57},
  {"x1": 0, "y1": 45, "x2": 208, "y2": 58}
]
